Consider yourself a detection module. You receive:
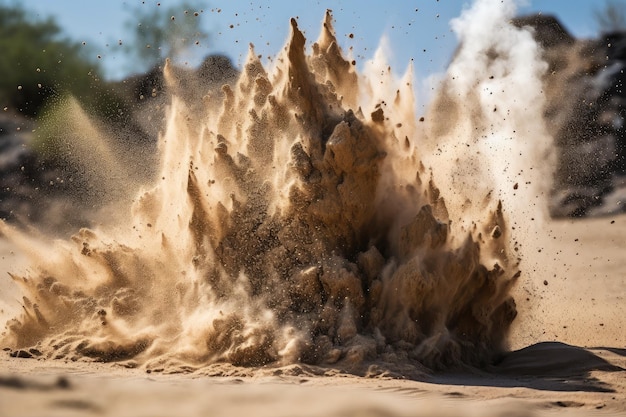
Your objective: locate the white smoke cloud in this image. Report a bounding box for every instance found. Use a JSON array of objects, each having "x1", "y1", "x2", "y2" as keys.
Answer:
[{"x1": 424, "y1": 0, "x2": 554, "y2": 232}]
